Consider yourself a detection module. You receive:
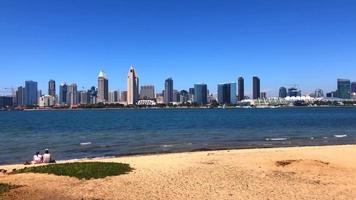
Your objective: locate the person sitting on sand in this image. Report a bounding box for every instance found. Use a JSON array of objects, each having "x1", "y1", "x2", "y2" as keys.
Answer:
[
  {"x1": 32, "y1": 152, "x2": 43, "y2": 164},
  {"x1": 42, "y1": 149, "x2": 55, "y2": 163}
]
